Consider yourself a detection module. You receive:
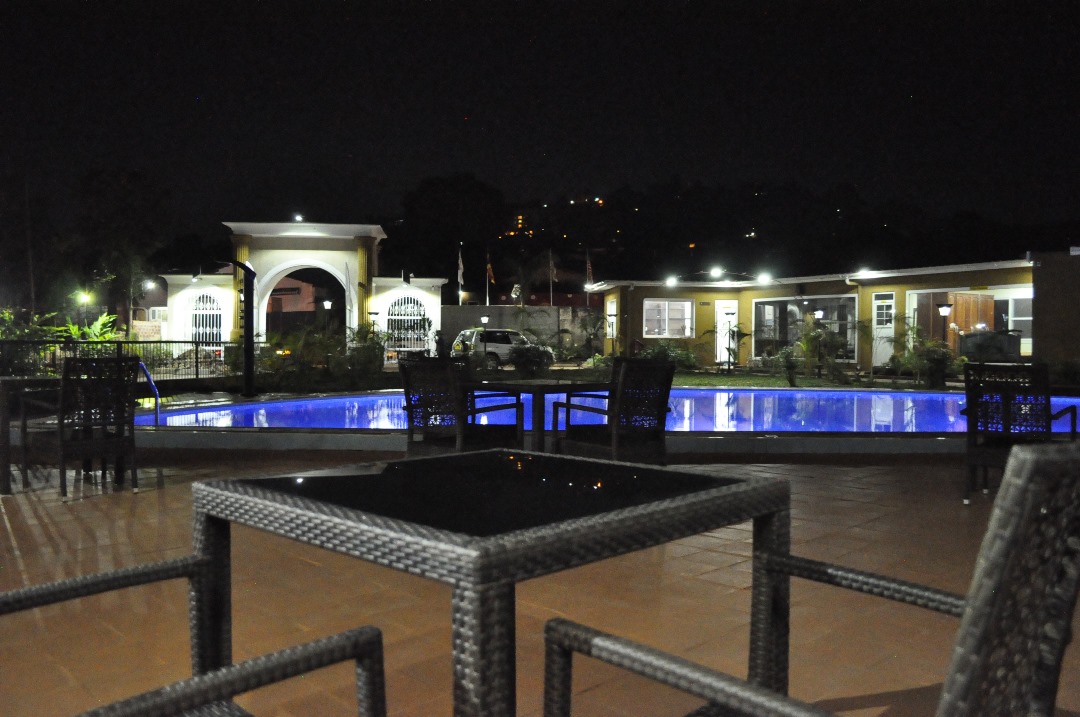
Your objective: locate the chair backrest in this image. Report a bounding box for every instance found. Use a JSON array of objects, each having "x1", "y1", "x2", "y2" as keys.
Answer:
[
  {"x1": 937, "y1": 442, "x2": 1080, "y2": 716},
  {"x1": 398, "y1": 356, "x2": 465, "y2": 433},
  {"x1": 963, "y1": 362, "x2": 1055, "y2": 439},
  {"x1": 609, "y1": 357, "x2": 675, "y2": 433},
  {"x1": 59, "y1": 356, "x2": 141, "y2": 436}
]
